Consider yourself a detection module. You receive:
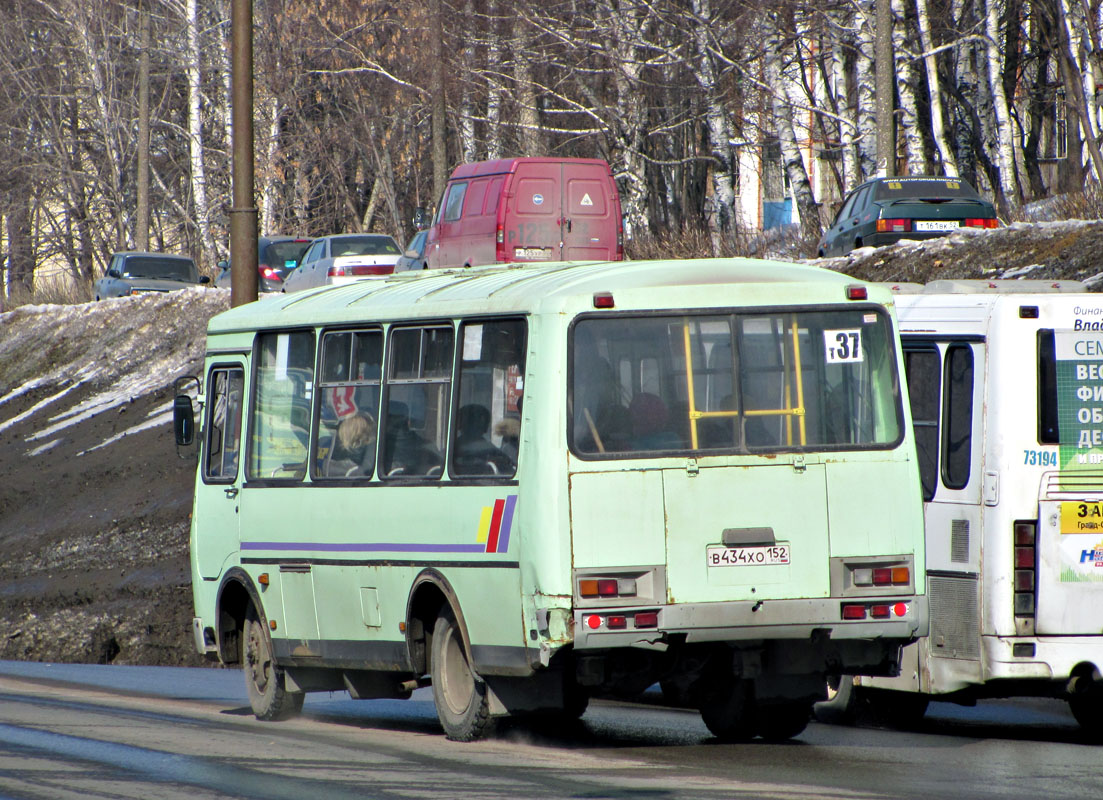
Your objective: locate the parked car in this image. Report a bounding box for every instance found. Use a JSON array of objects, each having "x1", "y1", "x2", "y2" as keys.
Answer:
[
  {"x1": 817, "y1": 176, "x2": 999, "y2": 257},
  {"x1": 214, "y1": 236, "x2": 312, "y2": 291},
  {"x1": 94, "y1": 252, "x2": 208, "y2": 300},
  {"x1": 281, "y1": 234, "x2": 402, "y2": 292},
  {"x1": 424, "y1": 157, "x2": 623, "y2": 269},
  {"x1": 395, "y1": 230, "x2": 429, "y2": 272}
]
